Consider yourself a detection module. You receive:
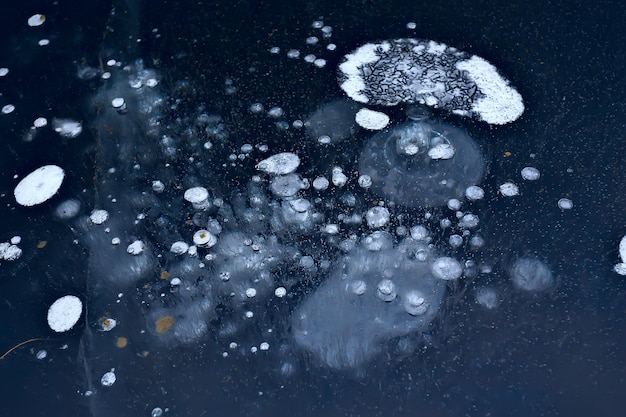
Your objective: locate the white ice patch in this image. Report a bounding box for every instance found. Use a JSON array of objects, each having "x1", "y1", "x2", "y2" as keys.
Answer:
[
  {"x1": 354, "y1": 108, "x2": 390, "y2": 130},
  {"x1": 338, "y1": 42, "x2": 390, "y2": 103},
  {"x1": 47, "y1": 295, "x2": 82, "y2": 332},
  {"x1": 456, "y1": 56, "x2": 525, "y2": 125},
  {"x1": 14, "y1": 165, "x2": 65, "y2": 207}
]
